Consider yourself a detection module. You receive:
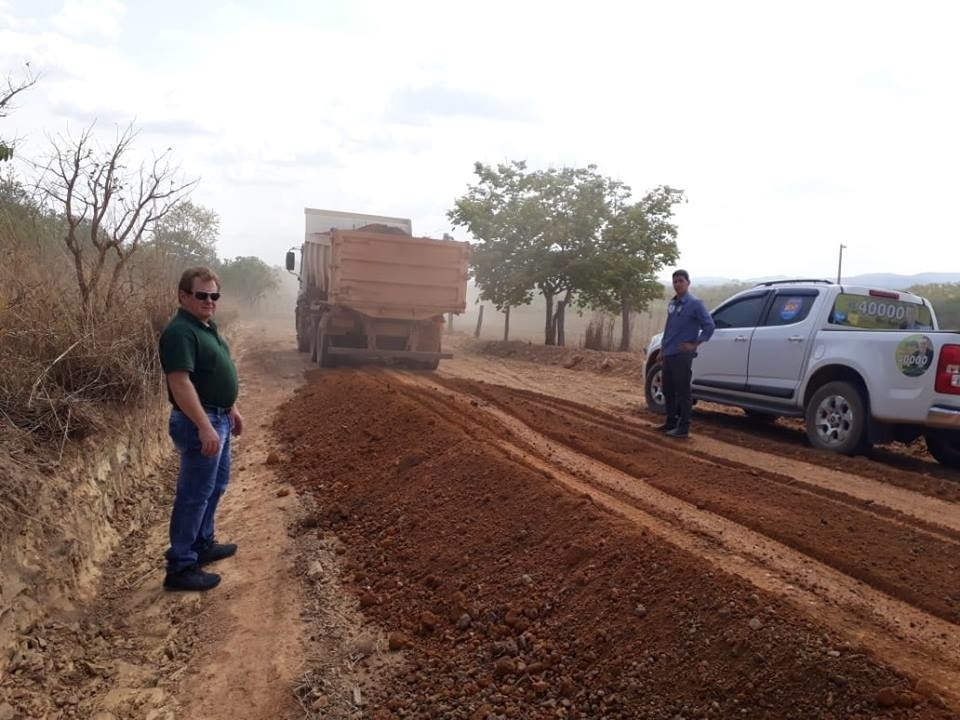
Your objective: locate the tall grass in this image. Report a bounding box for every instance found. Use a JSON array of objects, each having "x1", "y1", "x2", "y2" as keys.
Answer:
[{"x1": 0, "y1": 179, "x2": 175, "y2": 447}]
